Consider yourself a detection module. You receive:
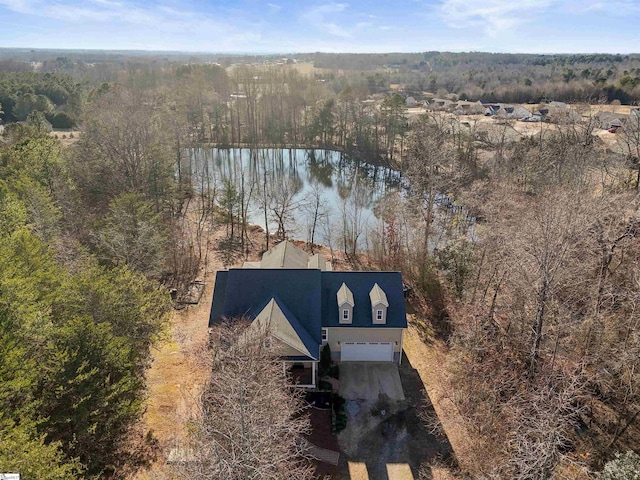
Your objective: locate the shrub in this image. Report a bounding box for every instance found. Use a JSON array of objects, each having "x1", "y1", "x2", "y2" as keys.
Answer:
[
  {"x1": 320, "y1": 343, "x2": 331, "y2": 371},
  {"x1": 597, "y1": 451, "x2": 640, "y2": 479},
  {"x1": 318, "y1": 380, "x2": 333, "y2": 391},
  {"x1": 331, "y1": 393, "x2": 347, "y2": 434},
  {"x1": 49, "y1": 112, "x2": 75, "y2": 129}
]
